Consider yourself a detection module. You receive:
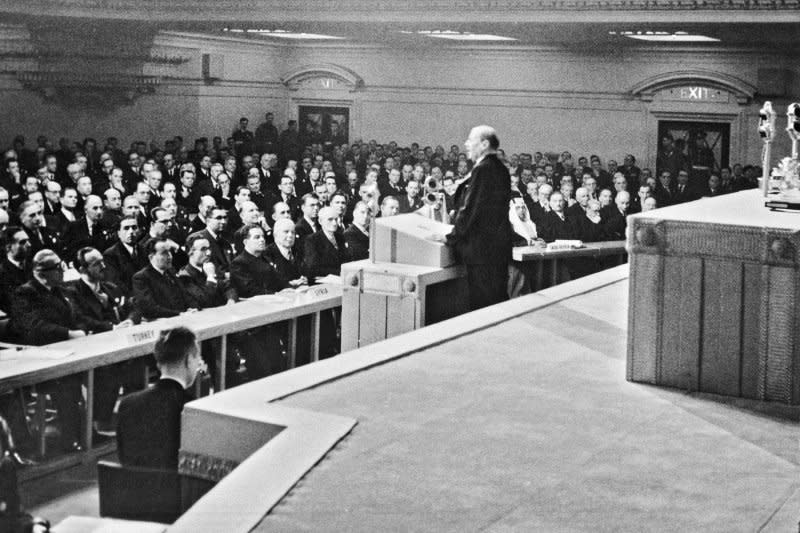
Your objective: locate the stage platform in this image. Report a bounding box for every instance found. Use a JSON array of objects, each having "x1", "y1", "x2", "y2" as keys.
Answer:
[{"x1": 175, "y1": 265, "x2": 798, "y2": 533}]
